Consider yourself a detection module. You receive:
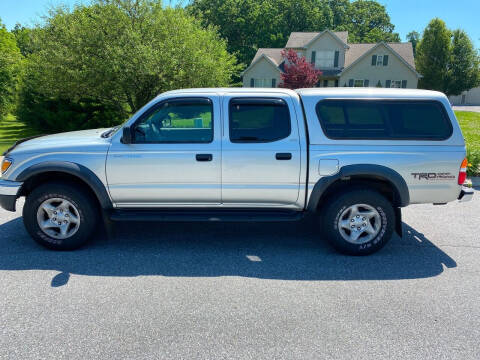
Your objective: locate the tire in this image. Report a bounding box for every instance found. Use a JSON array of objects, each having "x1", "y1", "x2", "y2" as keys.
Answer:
[
  {"x1": 23, "y1": 182, "x2": 99, "y2": 250},
  {"x1": 321, "y1": 189, "x2": 395, "y2": 256}
]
